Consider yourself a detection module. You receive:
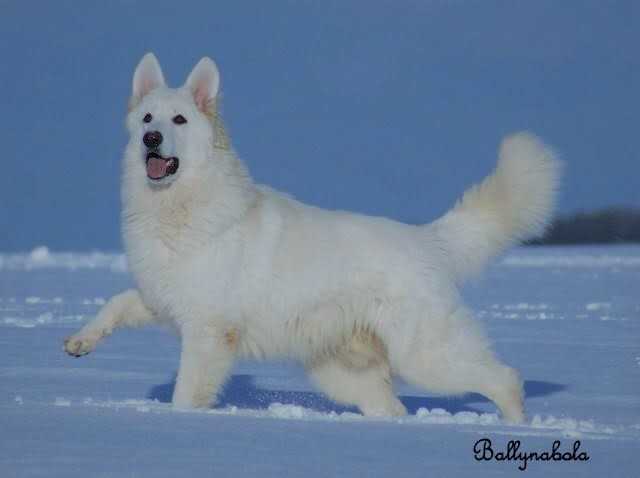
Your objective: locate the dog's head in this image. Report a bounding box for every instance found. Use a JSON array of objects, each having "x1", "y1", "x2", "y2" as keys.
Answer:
[{"x1": 126, "y1": 53, "x2": 223, "y2": 188}]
